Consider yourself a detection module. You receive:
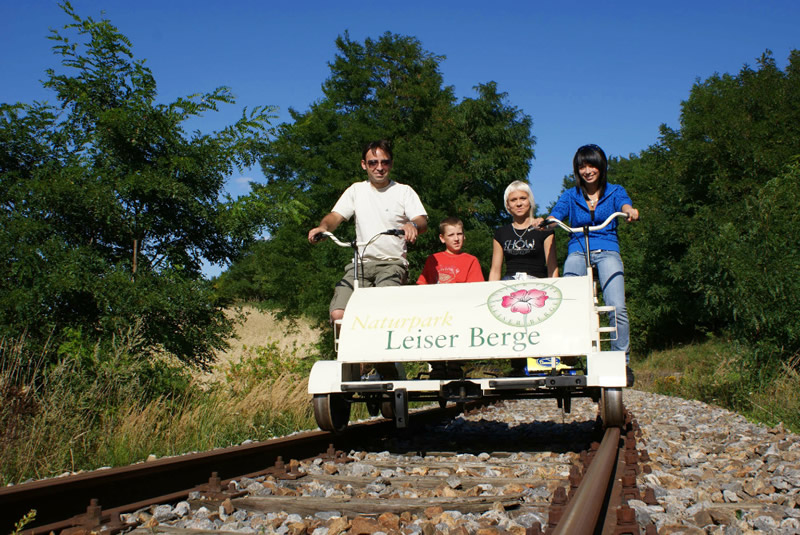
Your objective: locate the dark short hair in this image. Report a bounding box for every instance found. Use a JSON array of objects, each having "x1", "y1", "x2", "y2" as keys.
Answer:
[
  {"x1": 573, "y1": 144, "x2": 608, "y2": 194},
  {"x1": 362, "y1": 139, "x2": 393, "y2": 161},
  {"x1": 439, "y1": 216, "x2": 463, "y2": 234}
]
